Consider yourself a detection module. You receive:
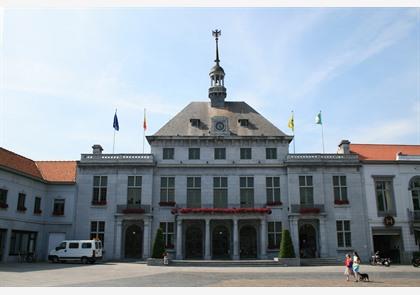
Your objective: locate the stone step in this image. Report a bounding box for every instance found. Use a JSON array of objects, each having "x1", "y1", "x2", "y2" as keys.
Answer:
[
  {"x1": 300, "y1": 258, "x2": 341, "y2": 266},
  {"x1": 168, "y1": 259, "x2": 285, "y2": 267}
]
